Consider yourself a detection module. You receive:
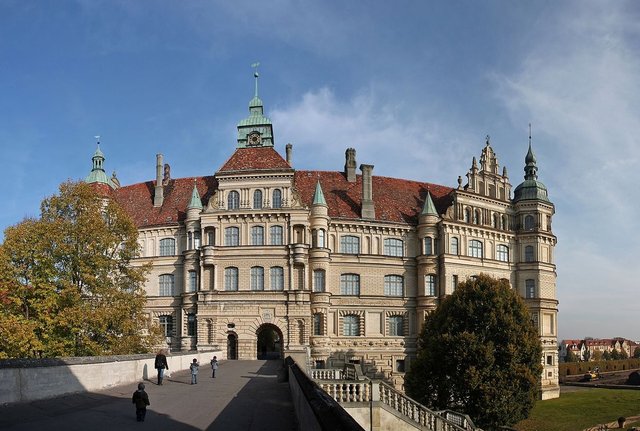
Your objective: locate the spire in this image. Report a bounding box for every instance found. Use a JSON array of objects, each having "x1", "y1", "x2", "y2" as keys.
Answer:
[
  {"x1": 513, "y1": 125, "x2": 550, "y2": 202},
  {"x1": 85, "y1": 136, "x2": 116, "y2": 189},
  {"x1": 524, "y1": 124, "x2": 538, "y2": 180},
  {"x1": 421, "y1": 191, "x2": 438, "y2": 216},
  {"x1": 187, "y1": 179, "x2": 203, "y2": 210},
  {"x1": 312, "y1": 181, "x2": 327, "y2": 206},
  {"x1": 237, "y1": 63, "x2": 274, "y2": 148}
]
